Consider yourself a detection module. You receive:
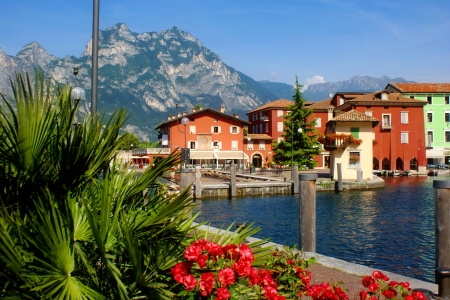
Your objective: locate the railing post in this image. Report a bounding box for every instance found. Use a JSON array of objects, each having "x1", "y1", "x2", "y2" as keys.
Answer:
[
  {"x1": 292, "y1": 164, "x2": 299, "y2": 194},
  {"x1": 194, "y1": 165, "x2": 202, "y2": 199},
  {"x1": 180, "y1": 169, "x2": 194, "y2": 195},
  {"x1": 435, "y1": 180, "x2": 450, "y2": 298},
  {"x1": 299, "y1": 173, "x2": 318, "y2": 252},
  {"x1": 230, "y1": 164, "x2": 237, "y2": 198},
  {"x1": 336, "y1": 163, "x2": 343, "y2": 192}
]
